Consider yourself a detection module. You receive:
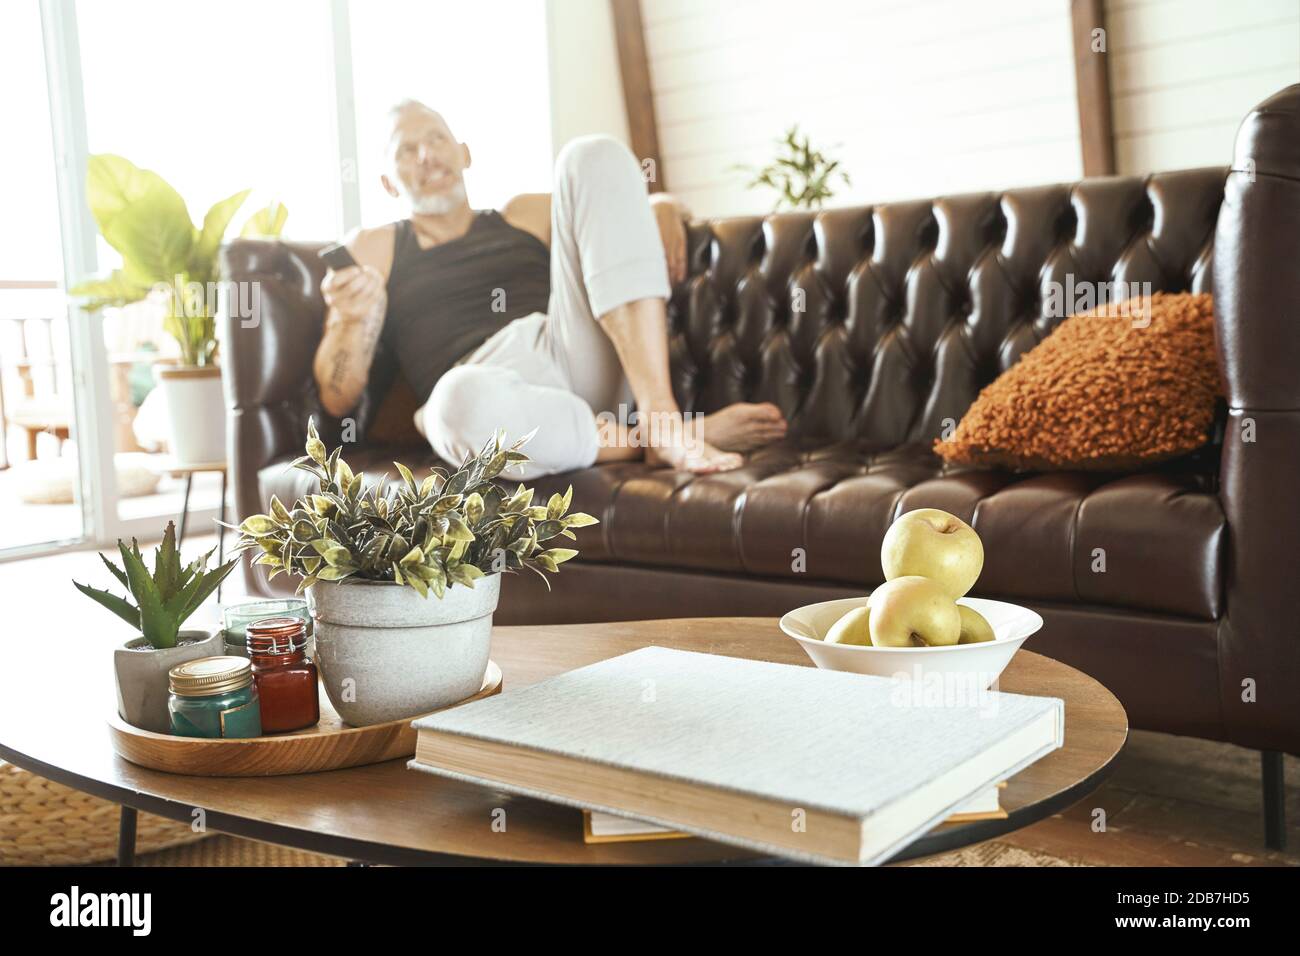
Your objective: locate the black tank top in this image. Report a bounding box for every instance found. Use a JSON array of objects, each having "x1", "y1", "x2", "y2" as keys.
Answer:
[{"x1": 381, "y1": 210, "x2": 550, "y2": 402}]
